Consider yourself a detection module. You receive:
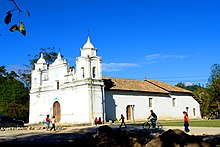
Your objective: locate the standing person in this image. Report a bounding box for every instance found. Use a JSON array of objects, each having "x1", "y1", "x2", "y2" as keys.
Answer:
[
  {"x1": 45, "y1": 114, "x2": 50, "y2": 131},
  {"x1": 98, "y1": 117, "x2": 102, "y2": 124},
  {"x1": 183, "y1": 111, "x2": 190, "y2": 132},
  {"x1": 119, "y1": 114, "x2": 127, "y2": 128},
  {"x1": 50, "y1": 116, "x2": 56, "y2": 131},
  {"x1": 148, "y1": 110, "x2": 157, "y2": 128}
]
